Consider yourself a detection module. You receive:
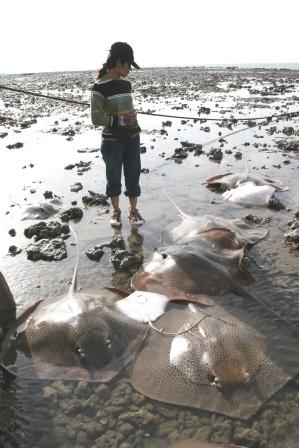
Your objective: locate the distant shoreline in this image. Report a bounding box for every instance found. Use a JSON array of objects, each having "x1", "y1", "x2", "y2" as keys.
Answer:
[{"x1": 3, "y1": 63, "x2": 299, "y2": 77}]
